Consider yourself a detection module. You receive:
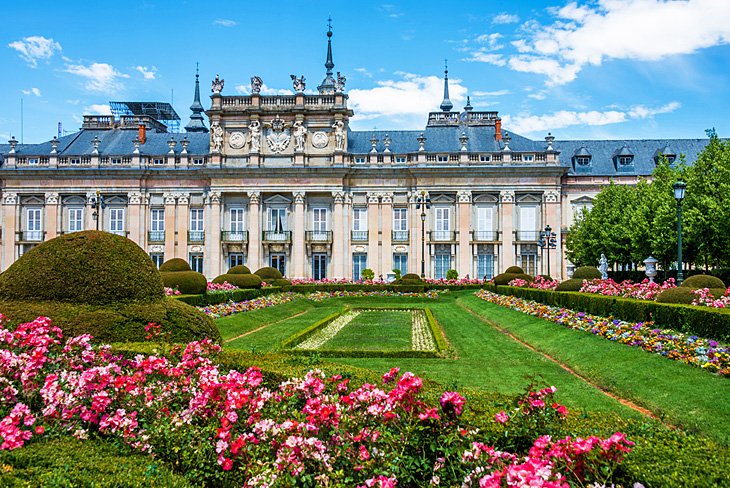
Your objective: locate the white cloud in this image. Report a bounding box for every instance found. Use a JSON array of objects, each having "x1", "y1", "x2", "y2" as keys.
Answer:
[
  {"x1": 355, "y1": 67, "x2": 373, "y2": 78},
  {"x1": 493, "y1": 12, "x2": 520, "y2": 24},
  {"x1": 381, "y1": 4, "x2": 404, "y2": 18},
  {"x1": 135, "y1": 65, "x2": 157, "y2": 80},
  {"x1": 234, "y1": 83, "x2": 291, "y2": 95},
  {"x1": 8, "y1": 36, "x2": 61, "y2": 67},
  {"x1": 83, "y1": 103, "x2": 112, "y2": 115},
  {"x1": 21, "y1": 87, "x2": 41, "y2": 97},
  {"x1": 65, "y1": 62, "x2": 129, "y2": 93},
  {"x1": 463, "y1": 52, "x2": 506, "y2": 66},
  {"x1": 213, "y1": 18, "x2": 238, "y2": 27},
  {"x1": 503, "y1": 101, "x2": 681, "y2": 135},
  {"x1": 472, "y1": 90, "x2": 509, "y2": 96},
  {"x1": 474, "y1": 33, "x2": 503, "y2": 50}
]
